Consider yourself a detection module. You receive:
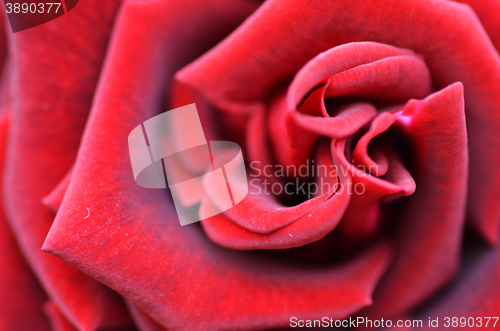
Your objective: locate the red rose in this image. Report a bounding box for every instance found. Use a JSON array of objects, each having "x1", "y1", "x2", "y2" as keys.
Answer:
[{"x1": 1, "y1": 0, "x2": 500, "y2": 330}]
